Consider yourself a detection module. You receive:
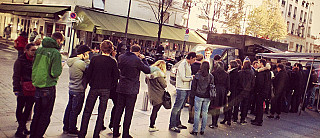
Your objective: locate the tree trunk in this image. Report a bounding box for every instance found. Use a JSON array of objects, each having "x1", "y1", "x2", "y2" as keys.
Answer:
[{"x1": 156, "y1": 0, "x2": 165, "y2": 54}]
